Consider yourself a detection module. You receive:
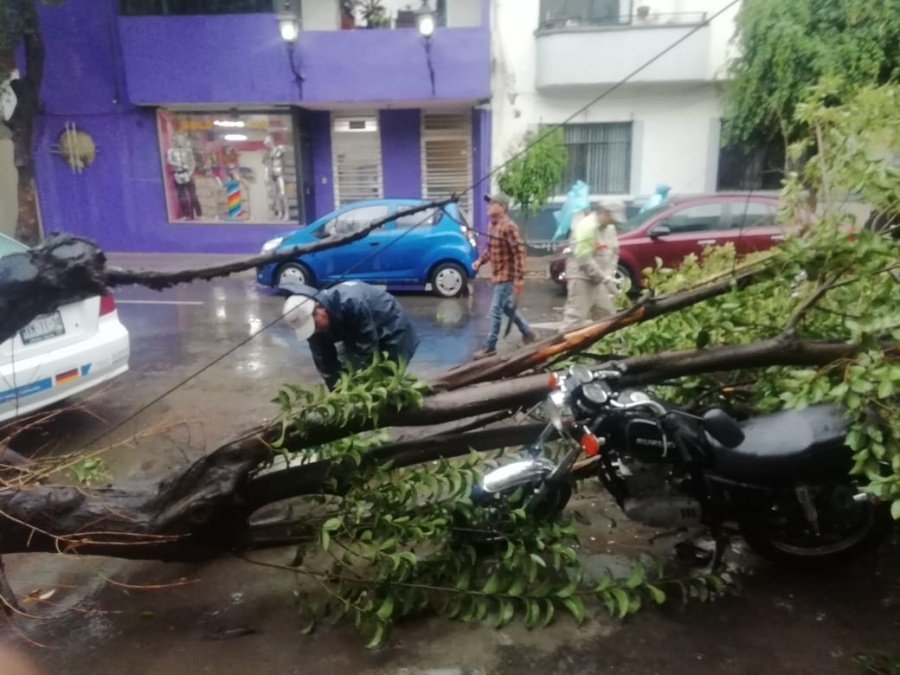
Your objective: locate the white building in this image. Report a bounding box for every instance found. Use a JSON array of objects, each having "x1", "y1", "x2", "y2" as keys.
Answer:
[{"x1": 490, "y1": 0, "x2": 752, "y2": 230}]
